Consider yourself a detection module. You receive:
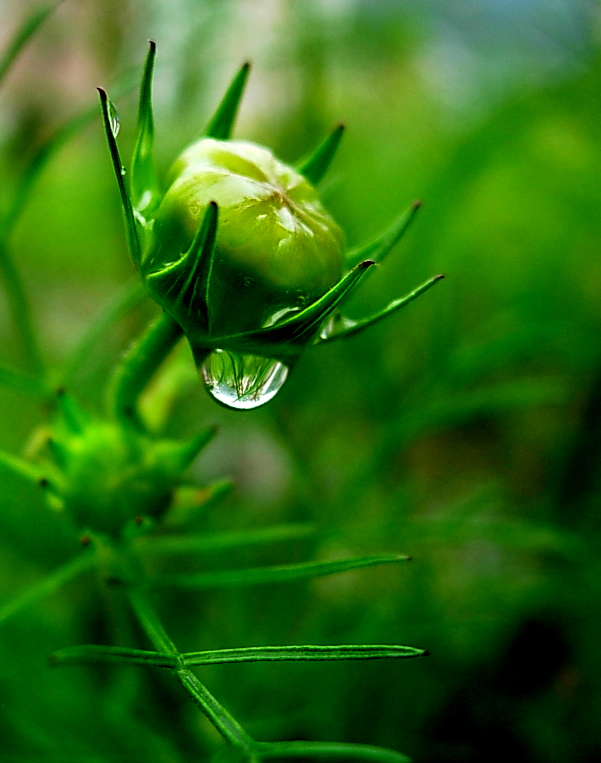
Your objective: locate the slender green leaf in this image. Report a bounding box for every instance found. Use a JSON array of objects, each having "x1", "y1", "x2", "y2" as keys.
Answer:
[
  {"x1": 0, "y1": 239, "x2": 44, "y2": 376},
  {"x1": 298, "y1": 124, "x2": 345, "y2": 185},
  {"x1": 204, "y1": 62, "x2": 250, "y2": 140},
  {"x1": 137, "y1": 523, "x2": 316, "y2": 556},
  {"x1": 0, "y1": 3, "x2": 57, "y2": 87},
  {"x1": 151, "y1": 553, "x2": 410, "y2": 589},
  {"x1": 128, "y1": 589, "x2": 256, "y2": 753},
  {"x1": 3, "y1": 101, "x2": 99, "y2": 236},
  {"x1": 346, "y1": 201, "x2": 421, "y2": 269},
  {"x1": 50, "y1": 644, "x2": 177, "y2": 668},
  {"x1": 131, "y1": 40, "x2": 160, "y2": 220},
  {"x1": 257, "y1": 741, "x2": 411, "y2": 762},
  {"x1": 164, "y1": 480, "x2": 234, "y2": 528},
  {"x1": 0, "y1": 364, "x2": 48, "y2": 397},
  {"x1": 0, "y1": 450, "x2": 46, "y2": 485},
  {"x1": 59, "y1": 279, "x2": 145, "y2": 384},
  {"x1": 317, "y1": 274, "x2": 444, "y2": 344},
  {"x1": 182, "y1": 644, "x2": 427, "y2": 667},
  {"x1": 0, "y1": 552, "x2": 94, "y2": 626},
  {"x1": 97, "y1": 87, "x2": 141, "y2": 269}
]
